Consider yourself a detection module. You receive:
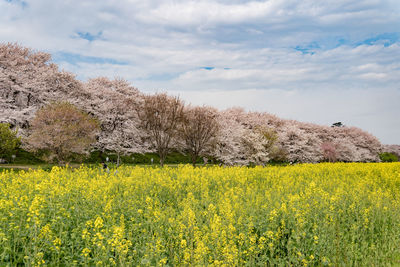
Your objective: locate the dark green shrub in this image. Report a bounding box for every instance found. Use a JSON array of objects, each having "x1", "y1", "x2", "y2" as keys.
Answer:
[
  {"x1": 379, "y1": 152, "x2": 398, "y2": 162},
  {"x1": 0, "y1": 123, "x2": 21, "y2": 162},
  {"x1": 84, "y1": 150, "x2": 217, "y2": 165},
  {"x1": 14, "y1": 149, "x2": 44, "y2": 164}
]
